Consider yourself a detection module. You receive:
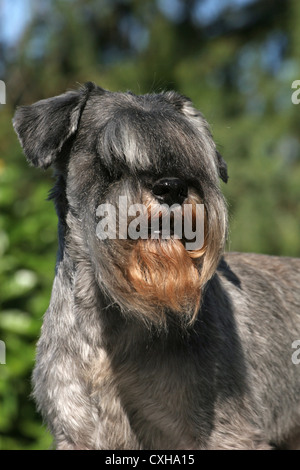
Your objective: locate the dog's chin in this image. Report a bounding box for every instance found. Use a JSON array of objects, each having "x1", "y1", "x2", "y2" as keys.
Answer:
[{"x1": 124, "y1": 236, "x2": 205, "y2": 326}]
